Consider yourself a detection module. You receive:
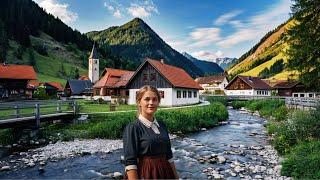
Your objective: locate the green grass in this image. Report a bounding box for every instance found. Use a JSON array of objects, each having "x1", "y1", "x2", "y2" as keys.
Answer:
[
  {"x1": 76, "y1": 100, "x2": 137, "y2": 113},
  {"x1": 37, "y1": 73, "x2": 67, "y2": 86},
  {"x1": 281, "y1": 141, "x2": 320, "y2": 179}
]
